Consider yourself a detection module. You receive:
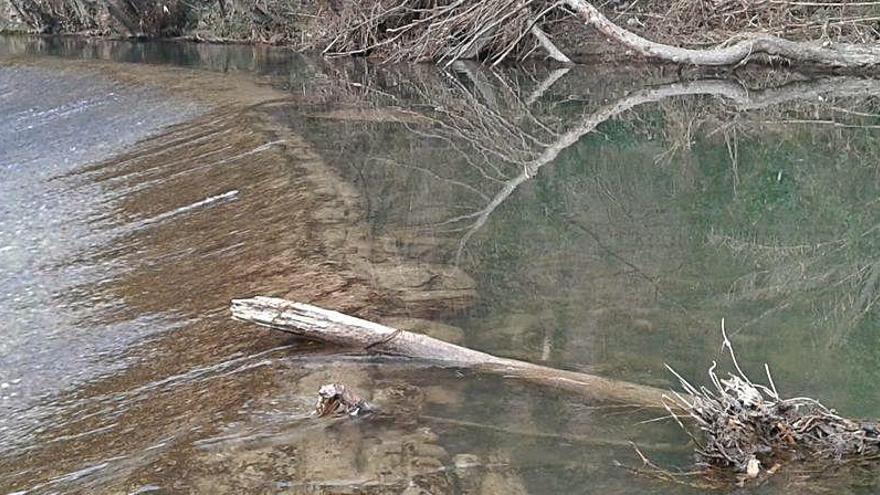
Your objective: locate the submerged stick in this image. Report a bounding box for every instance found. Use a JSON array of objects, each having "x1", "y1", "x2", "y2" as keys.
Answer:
[{"x1": 231, "y1": 296, "x2": 671, "y2": 408}]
